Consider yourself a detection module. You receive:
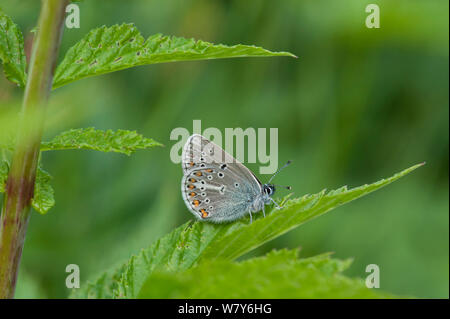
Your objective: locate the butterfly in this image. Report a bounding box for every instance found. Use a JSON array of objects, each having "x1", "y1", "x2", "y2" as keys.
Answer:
[{"x1": 181, "y1": 134, "x2": 291, "y2": 223}]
